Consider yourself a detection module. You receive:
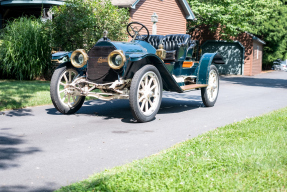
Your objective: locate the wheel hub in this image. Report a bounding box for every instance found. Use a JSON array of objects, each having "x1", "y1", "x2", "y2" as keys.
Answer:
[{"x1": 143, "y1": 89, "x2": 153, "y2": 99}]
